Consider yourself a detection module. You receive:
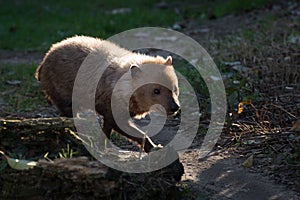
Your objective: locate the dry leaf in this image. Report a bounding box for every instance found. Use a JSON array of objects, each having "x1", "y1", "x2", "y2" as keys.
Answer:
[
  {"x1": 291, "y1": 120, "x2": 300, "y2": 131},
  {"x1": 238, "y1": 100, "x2": 252, "y2": 114},
  {"x1": 238, "y1": 102, "x2": 244, "y2": 114},
  {"x1": 242, "y1": 154, "x2": 253, "y2": 168}
]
